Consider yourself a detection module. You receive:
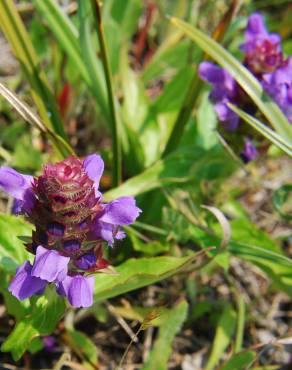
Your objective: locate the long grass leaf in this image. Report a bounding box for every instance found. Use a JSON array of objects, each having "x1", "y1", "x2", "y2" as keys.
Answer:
[
  {"x1": 33, "y1": 0, "x2": 109, "y2": 121},
  {"x1": 228, "y1": 104, "x2": 292, "y2": 156},
  {"x1": 0, "y1": 83, "x2": 74, "y2": 158}
]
